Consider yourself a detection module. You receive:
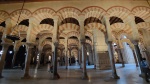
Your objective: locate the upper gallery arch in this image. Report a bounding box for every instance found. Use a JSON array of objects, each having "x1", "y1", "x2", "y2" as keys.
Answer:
[
  {"x1": 32, "y1": 8, "x2": 56, "y2": 26},
  {"x1": 57, "y1": 7, "x2": 81, "y2": 25}
]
